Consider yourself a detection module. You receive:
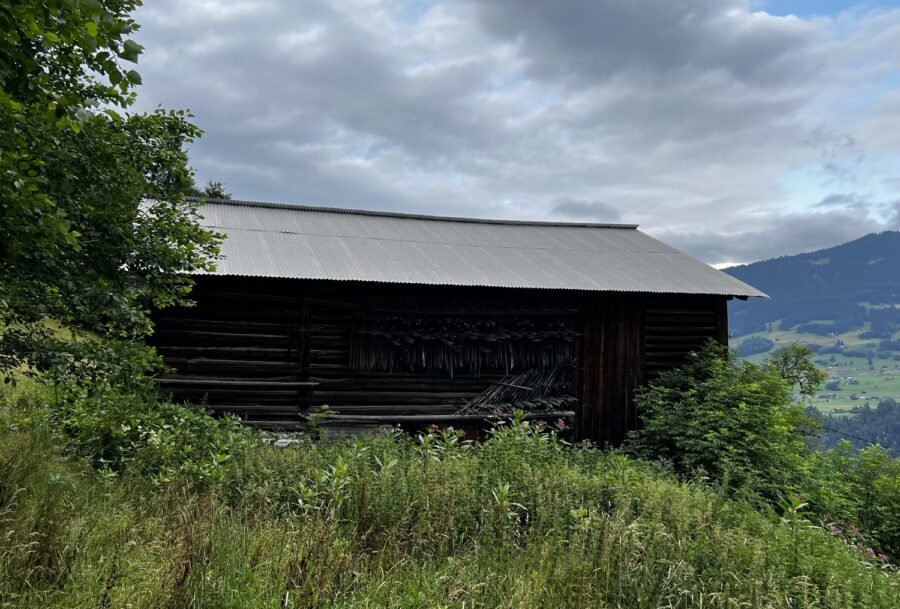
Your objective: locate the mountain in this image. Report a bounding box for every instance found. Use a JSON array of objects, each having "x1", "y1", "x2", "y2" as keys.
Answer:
[{"x1": 724, "y1": 231, "x2": 900, "y2": 340}]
